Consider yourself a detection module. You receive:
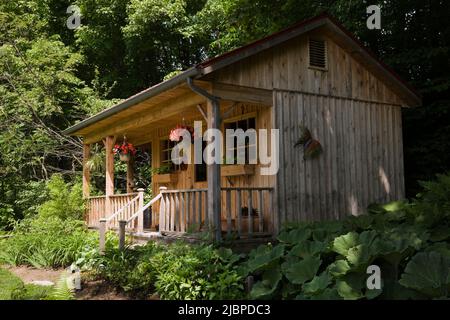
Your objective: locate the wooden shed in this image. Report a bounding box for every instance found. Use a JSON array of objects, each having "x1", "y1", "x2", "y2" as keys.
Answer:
[{"x1": 64, "y1": 14, "x2": 421, "y2": 242}]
